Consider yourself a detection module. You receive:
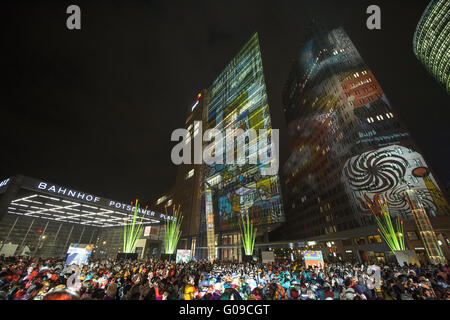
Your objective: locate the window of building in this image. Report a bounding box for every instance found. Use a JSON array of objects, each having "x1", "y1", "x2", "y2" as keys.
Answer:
[
  {"x1": 353, "y1": 237, "x2": 366, "y2": 245},
  {"x1": 342, "y1": 239, "x2": 352, "y2": 246}
]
